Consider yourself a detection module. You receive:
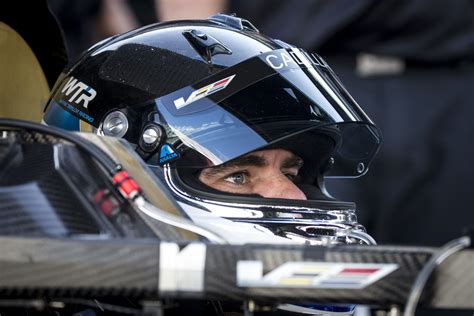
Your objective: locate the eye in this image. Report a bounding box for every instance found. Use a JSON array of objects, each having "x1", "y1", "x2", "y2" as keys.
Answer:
[
  {"x1": 224, "y1": 171, "x2": 248, "y2": 185},
  {"x1": 284, "y1": 173, "x2": 297, "y2": 182},
  {"x1": 283, "y1": 170, "x2": 300, "y2": 183}
]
